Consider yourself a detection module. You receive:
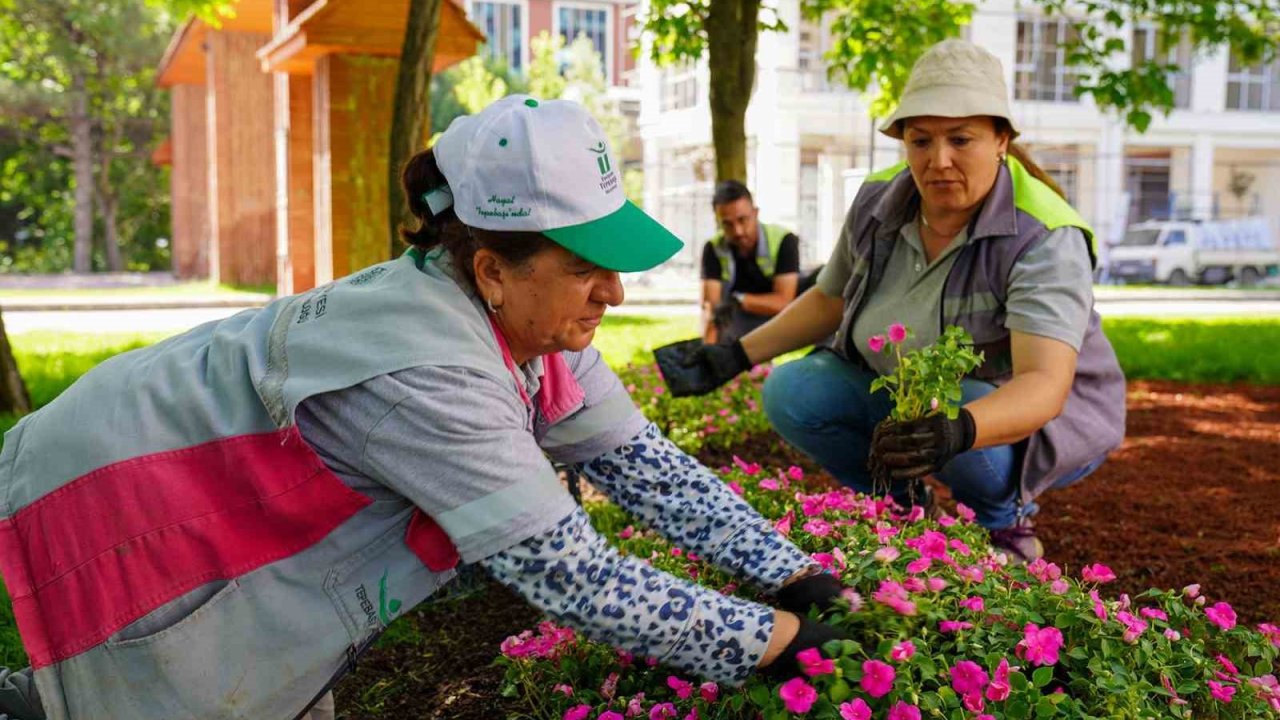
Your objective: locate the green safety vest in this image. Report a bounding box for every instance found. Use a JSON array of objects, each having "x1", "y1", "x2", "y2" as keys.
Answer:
[{"x1": 710, "y1": 223, "x2": 793, "y2": 287}]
